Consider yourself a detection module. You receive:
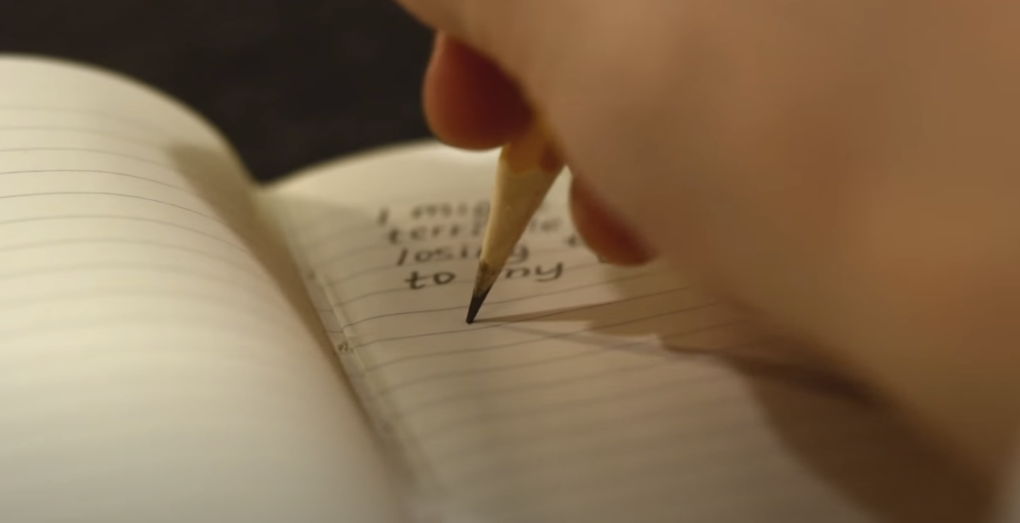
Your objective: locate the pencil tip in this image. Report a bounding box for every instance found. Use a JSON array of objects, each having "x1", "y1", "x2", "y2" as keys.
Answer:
[
  {"x1": 465, "y1": 287, "x2": 491, "y2": 324},
  {"x1": 467, "y1": 261, "x2": 499, "y2": 324}
]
